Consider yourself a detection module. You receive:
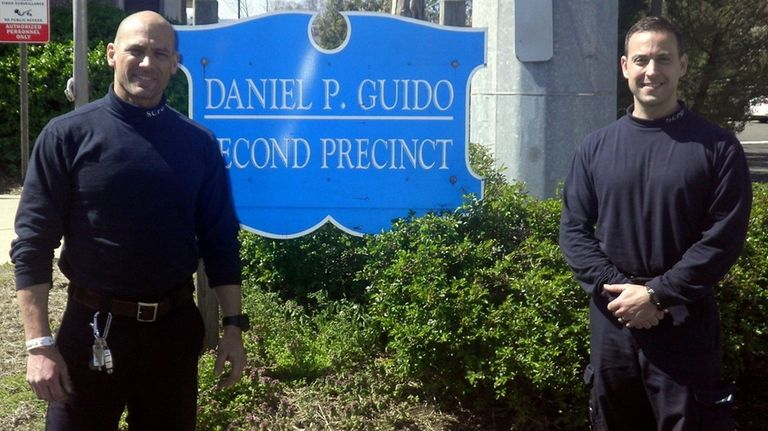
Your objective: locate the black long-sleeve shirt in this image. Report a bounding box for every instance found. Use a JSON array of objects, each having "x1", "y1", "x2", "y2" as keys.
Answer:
[
  {"x1": 559, "y1": 105, "x2": 752, "y2": 307},
  {"x1": 11, "y1": 88, "x2": 241, "y2": 299}
]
